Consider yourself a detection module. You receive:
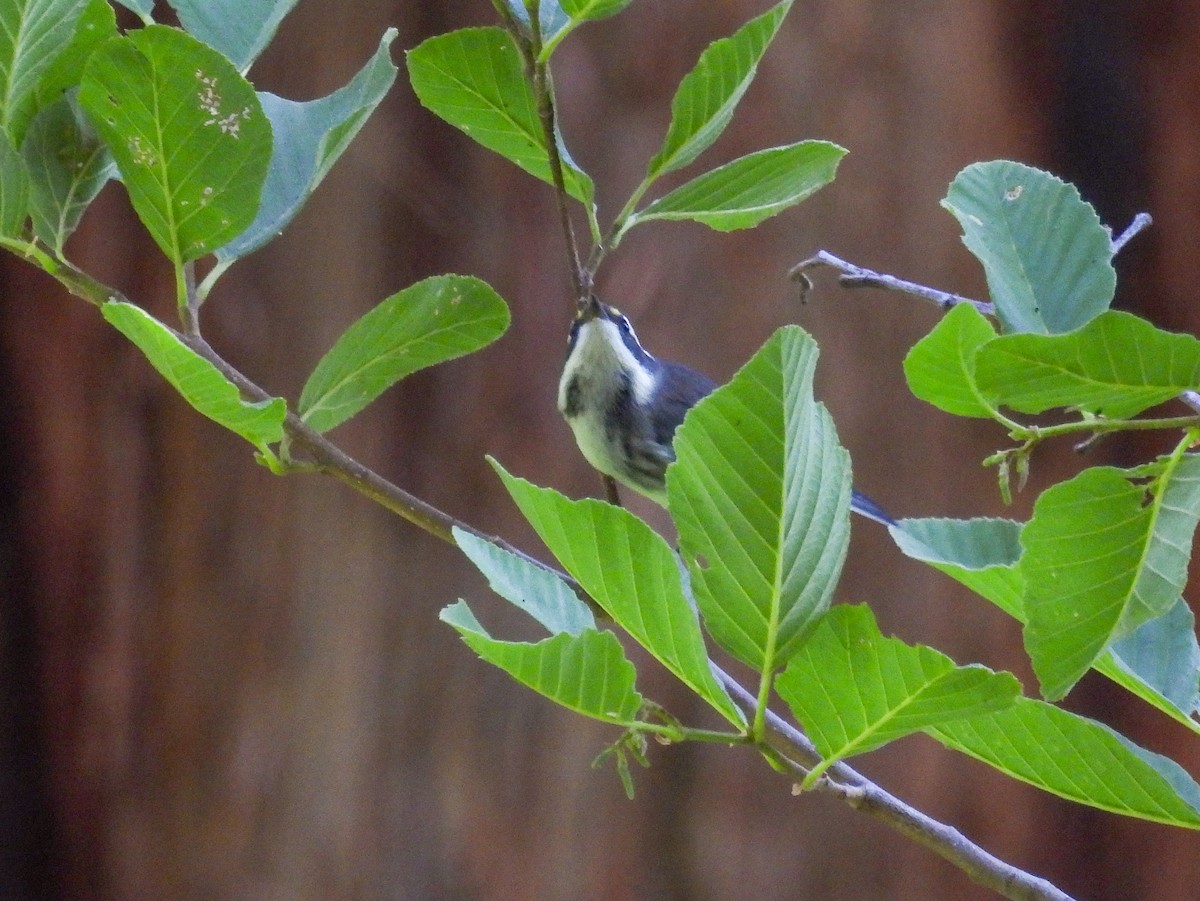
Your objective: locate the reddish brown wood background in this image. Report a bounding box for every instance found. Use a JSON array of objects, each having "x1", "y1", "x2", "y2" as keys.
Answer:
[{"x1": 2, "y1": 2, "x2": 1199, "y2": 898}]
